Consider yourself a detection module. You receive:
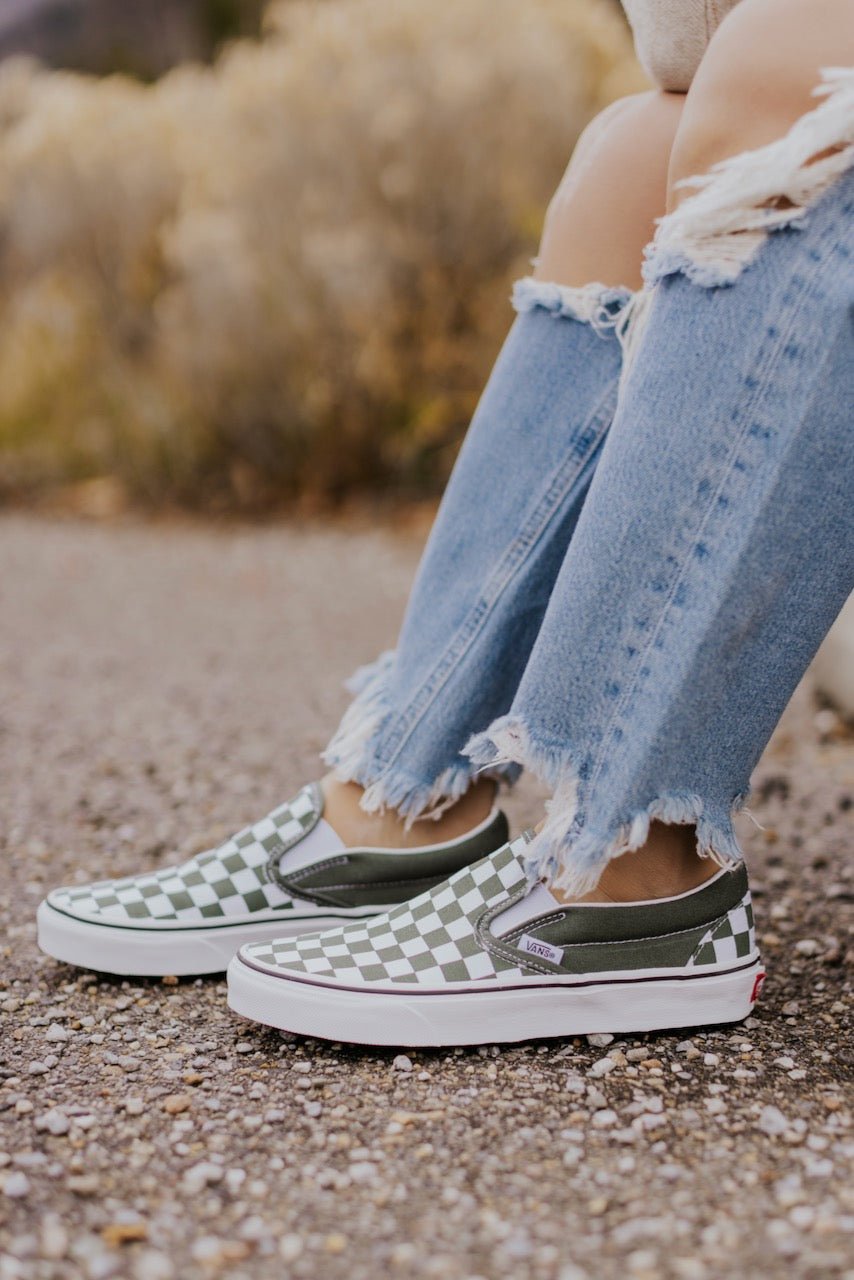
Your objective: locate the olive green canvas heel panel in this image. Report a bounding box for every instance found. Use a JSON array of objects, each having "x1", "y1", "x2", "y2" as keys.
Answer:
[
  {"x1": 478, "y1": 864, "x2": 753, "y2": 976},
  {"x1": 272, "y1": 809, "x2": 509, "y2": 909}
]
